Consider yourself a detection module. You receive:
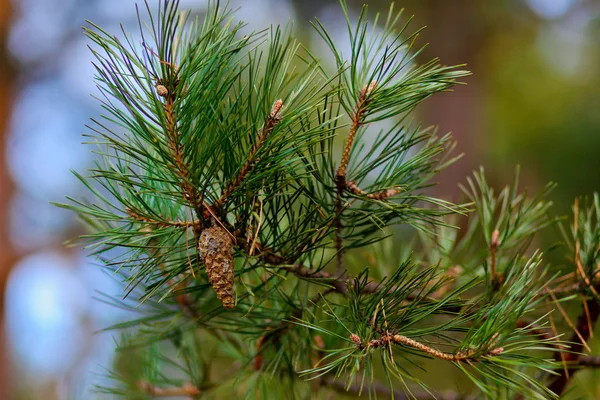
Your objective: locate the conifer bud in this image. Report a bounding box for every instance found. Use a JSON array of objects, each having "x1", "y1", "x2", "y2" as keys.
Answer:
[
  {"x1": 270, "y1": 99, "x2": 283, "y2": 121},
  {"x1": 199, "y1": 226, "x2": 235, "y2": 308},
  {"x1": 491, "y1": 229, "x2": 501, "y2": 249},
  {"x1": 359, "y1": 80, "x2": 377, "y2": 101},
  {"x1": 350, "y1": 333, "x2": 362, "y2": 347},
  {"x1": 155, "y1": 83, "x2": 169, "y2": 98}
]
